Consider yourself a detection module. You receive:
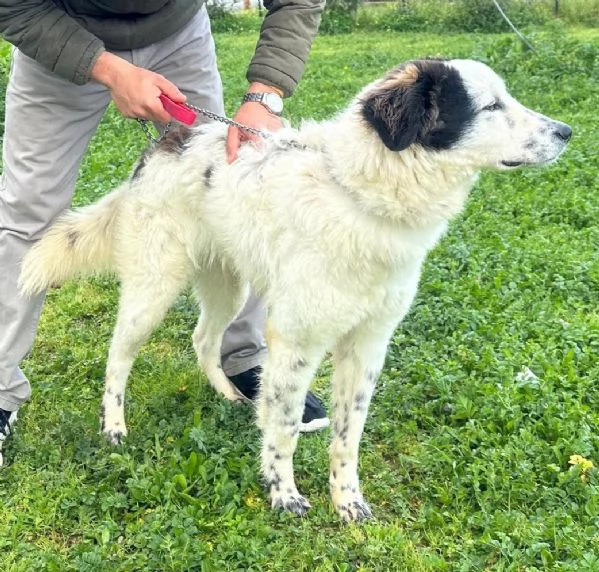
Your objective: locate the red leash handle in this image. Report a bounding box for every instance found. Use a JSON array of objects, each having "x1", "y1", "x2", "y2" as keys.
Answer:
[{"x1": 159, "y1": 94, "x2": 197, "y2": 126}]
